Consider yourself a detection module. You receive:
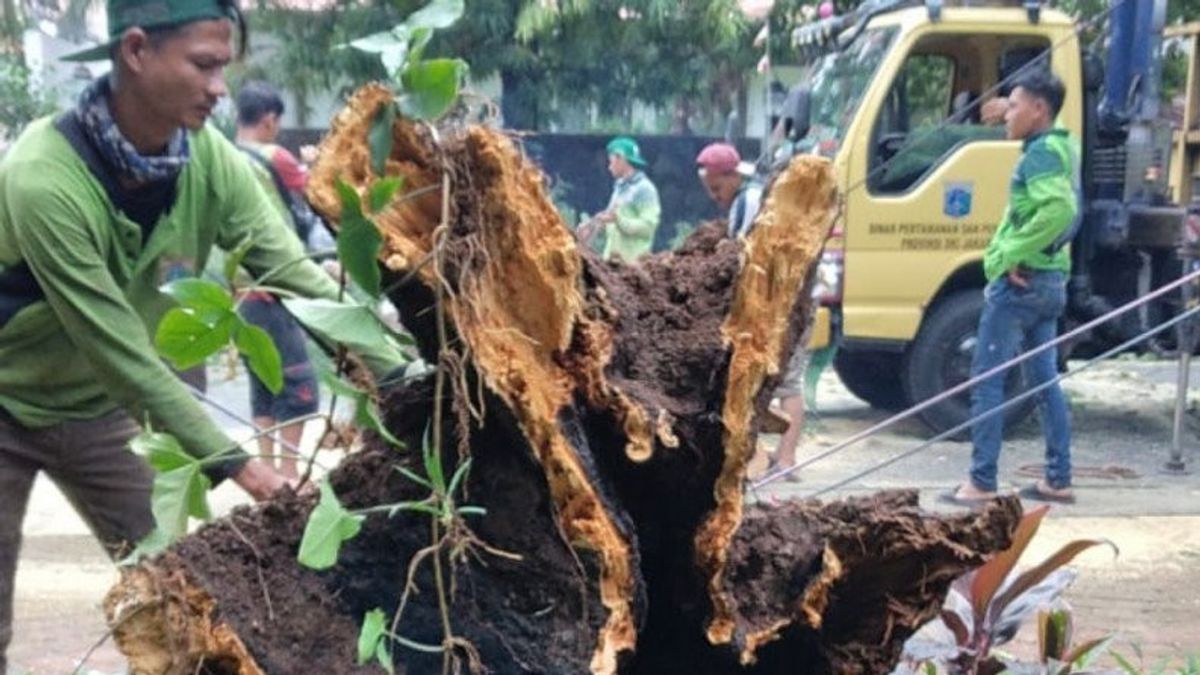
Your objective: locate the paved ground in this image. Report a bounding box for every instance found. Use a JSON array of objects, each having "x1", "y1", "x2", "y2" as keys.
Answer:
[{"x1": 8, "y1": 358, "x2": 1200, "y2": 673}]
